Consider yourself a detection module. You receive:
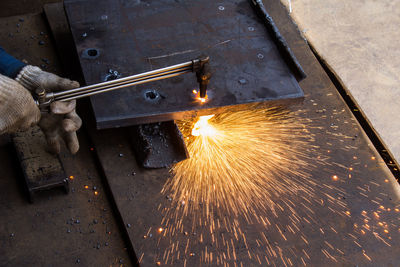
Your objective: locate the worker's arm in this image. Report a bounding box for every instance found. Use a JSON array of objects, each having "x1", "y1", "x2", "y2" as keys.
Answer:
[
  {"x1": 0, "y1": 46, "x2": 82, "y2": 154},
  {"x1": 0, "y1": 74, "x2": 41, "y2": 133},
  {"x1": 0, "y1": 46, "x2": 26, "y2": 78}
]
